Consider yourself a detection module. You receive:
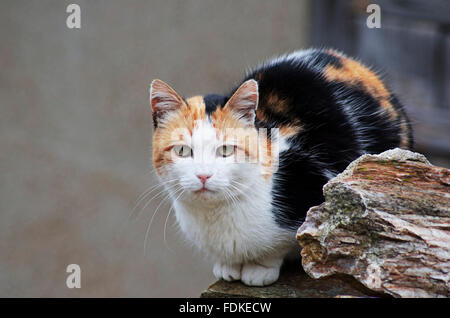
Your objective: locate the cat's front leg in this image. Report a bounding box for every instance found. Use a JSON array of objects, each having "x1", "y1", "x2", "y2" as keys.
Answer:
[
  {"x1": 241, "y1": 256, "x2": 283, "y2": 286},
  {"x1": 213, "y1": 262, "x2": 242, "y2": 282}
]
